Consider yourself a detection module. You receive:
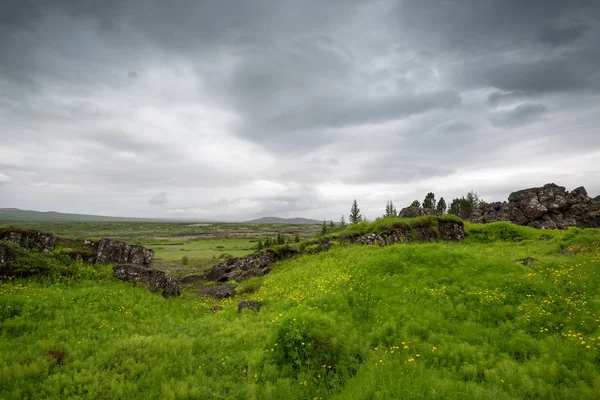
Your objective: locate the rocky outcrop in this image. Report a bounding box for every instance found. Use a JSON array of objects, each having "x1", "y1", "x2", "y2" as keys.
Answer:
[
  {"x1": 205, "y1": 217, "x2": 465, "y2": 284},
  {"x1": 199, "y1": 283, "x2": 236, "y2": 299},
  {"x1": 0, "y1": 229, "x2": 57, "y2": 252},
  {"x1": 339, "y1": 219, "x2": 465, "y2": 247},
  {"x1": 398, "y1": 207, "x2": 436, "y2": 218},
  {"x1": 205, "y1": 249, "x2": 300, "y2": 283},
  {"x1": 113, "y1": 264, "x2": 180, "y2": 298},
  {"x1": 0, "y1": 229, "x2": 154, "y2": 267},
  {"x1": 96, "y1": 238, "x2": 154, "y2": 267},
  {"x1": 472, "y1": 184, "x2": 600, "y2": 229}
]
